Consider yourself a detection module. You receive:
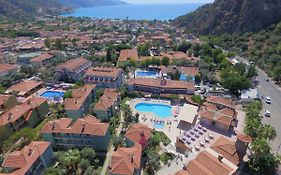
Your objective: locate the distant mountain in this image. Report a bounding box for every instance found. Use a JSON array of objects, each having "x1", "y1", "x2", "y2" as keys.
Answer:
[
  {"x1": 59, "y1": 0, "x2": 127, "y2": 8},
  {"x1": 173, "y1": 0, "x2": 281, "y2": 34},
  {"x1": 0, "y1": 0, "x2": 69, "y2": 19}
]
